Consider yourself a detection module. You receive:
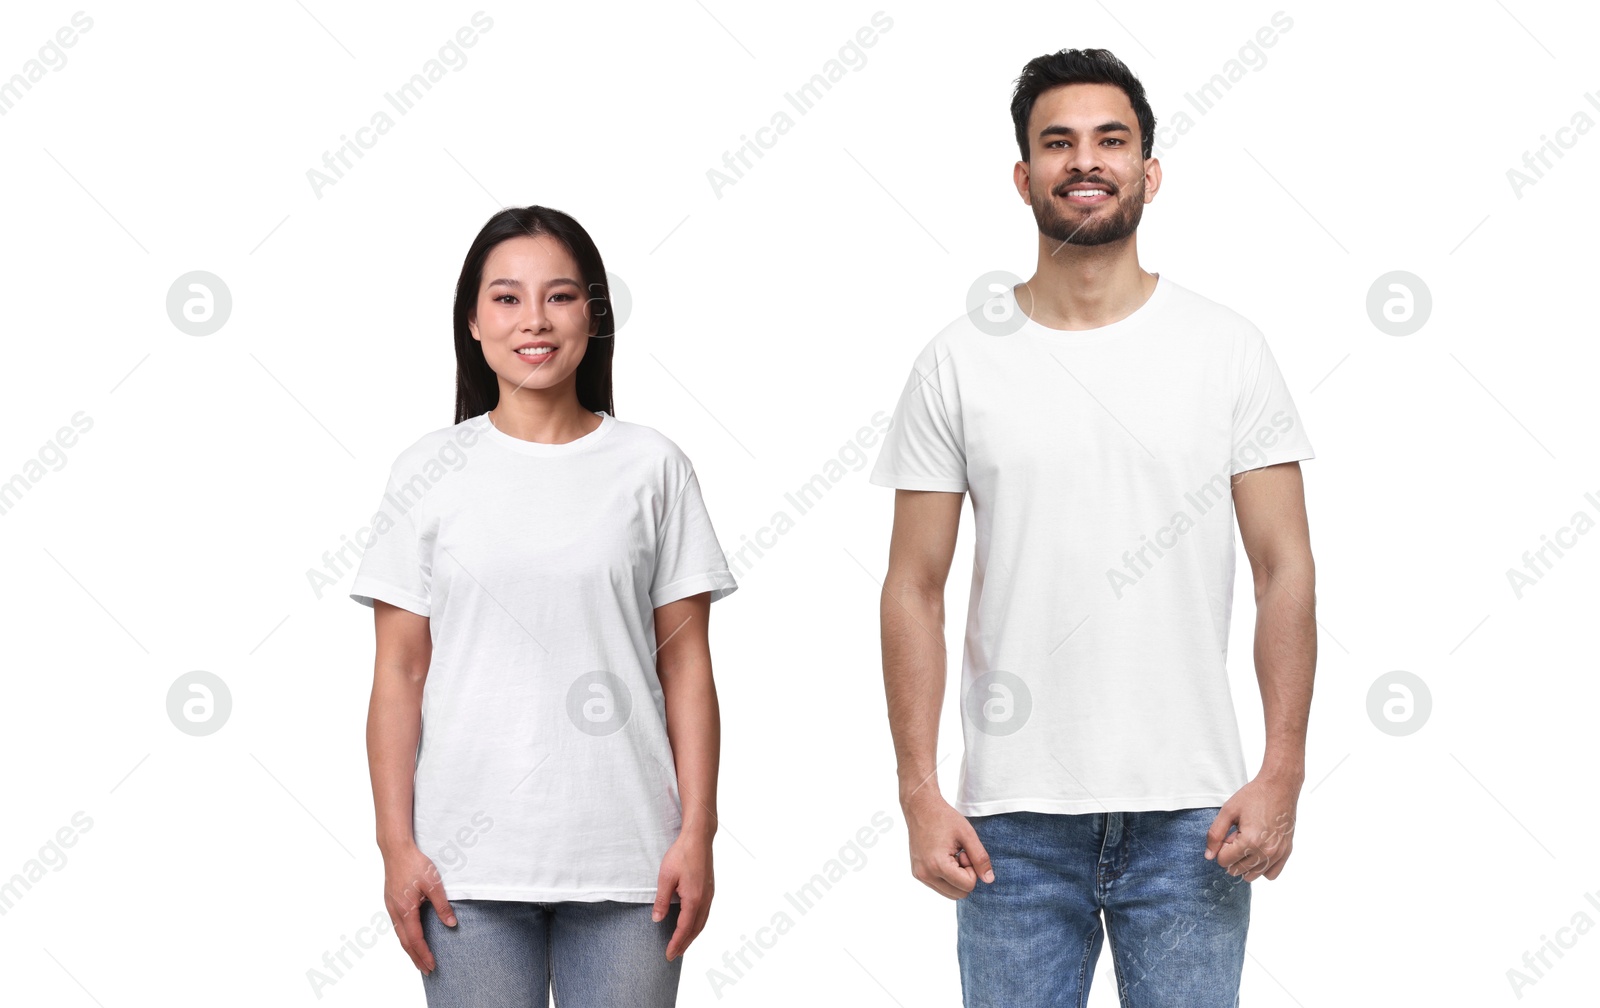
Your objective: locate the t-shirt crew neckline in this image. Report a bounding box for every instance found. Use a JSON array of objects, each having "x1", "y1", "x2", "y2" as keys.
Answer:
[
  {"x1": 1009, "y1": 272, "x2": 1168, "y2": 346},
  {"x1": 476, "y1": 409, "x2": 616, "y2": 456}
]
